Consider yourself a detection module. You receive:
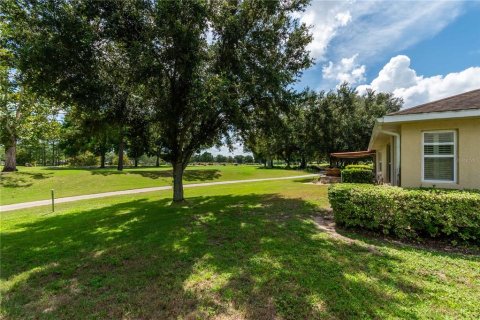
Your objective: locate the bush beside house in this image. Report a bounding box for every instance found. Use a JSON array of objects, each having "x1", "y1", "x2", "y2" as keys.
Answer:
[
  {"x1": 344, "y1": 164, "x2": 373, "y2": 170},
  {"x1": 328, "y1": 184, "x2": 480, "y2": 243},
  {"x1": 341, "y1": 167, "x2": 374, "y2": 183}
]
